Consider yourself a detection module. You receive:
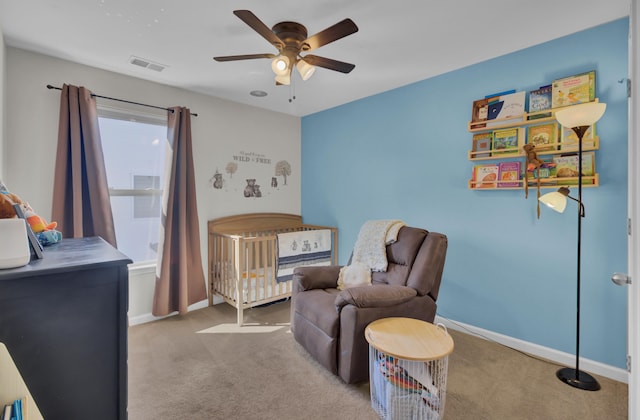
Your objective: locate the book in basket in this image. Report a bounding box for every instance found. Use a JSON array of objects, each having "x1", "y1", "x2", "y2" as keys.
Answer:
[{"x1": 498, "y1": 161, "x2": 521, "y2": 188}]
